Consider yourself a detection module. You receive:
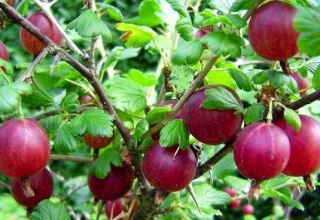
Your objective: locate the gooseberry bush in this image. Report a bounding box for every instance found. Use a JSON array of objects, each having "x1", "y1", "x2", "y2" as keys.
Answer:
[{"x1": 0, "y1": 0, "x2": 320, "y2": 219}]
